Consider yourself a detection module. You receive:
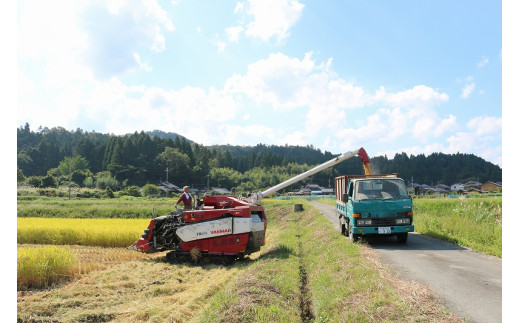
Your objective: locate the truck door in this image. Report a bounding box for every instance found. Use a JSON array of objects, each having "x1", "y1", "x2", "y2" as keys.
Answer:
[{"x1": 346, "y1": 181, "x2": 354, "y2": 220}]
